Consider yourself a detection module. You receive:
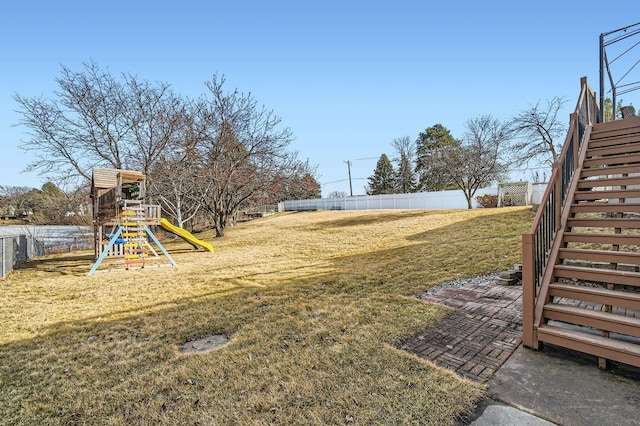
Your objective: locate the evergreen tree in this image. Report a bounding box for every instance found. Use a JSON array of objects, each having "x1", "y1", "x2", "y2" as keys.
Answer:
[
  {"x1": 395, "y1": 152, "x2": 416, "y2": 193},
  {"x1": 366, "y1": 154, "x2": 395, "y2": 195},
  {"x1": 604, "y1": 98, "x2": 613, "y2": 122},
  {"x1": 415, "y1": 124, "x2": 460, "y2": 191},
  {"x1": 391, "y1": 136, "x2": 416, "y2": 193}
]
